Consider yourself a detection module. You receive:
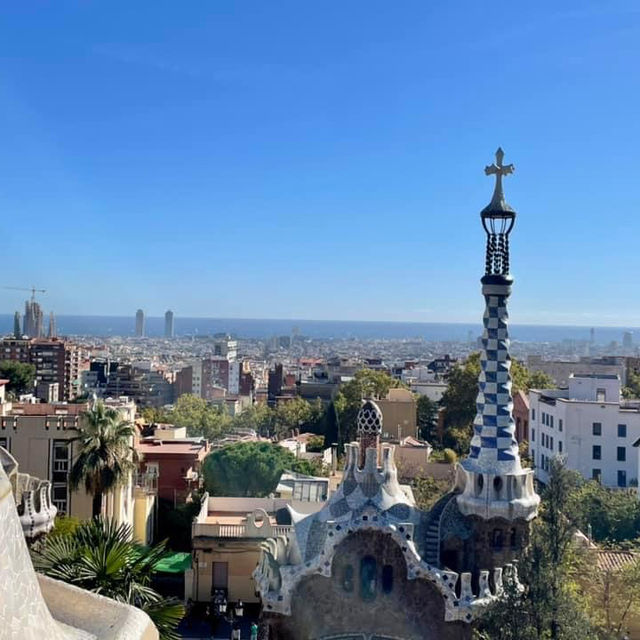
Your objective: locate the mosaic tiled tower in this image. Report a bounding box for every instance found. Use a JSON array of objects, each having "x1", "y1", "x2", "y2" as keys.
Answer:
[{"x1": 456, "y1": 148, "x2": 539, "y2": 522}]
